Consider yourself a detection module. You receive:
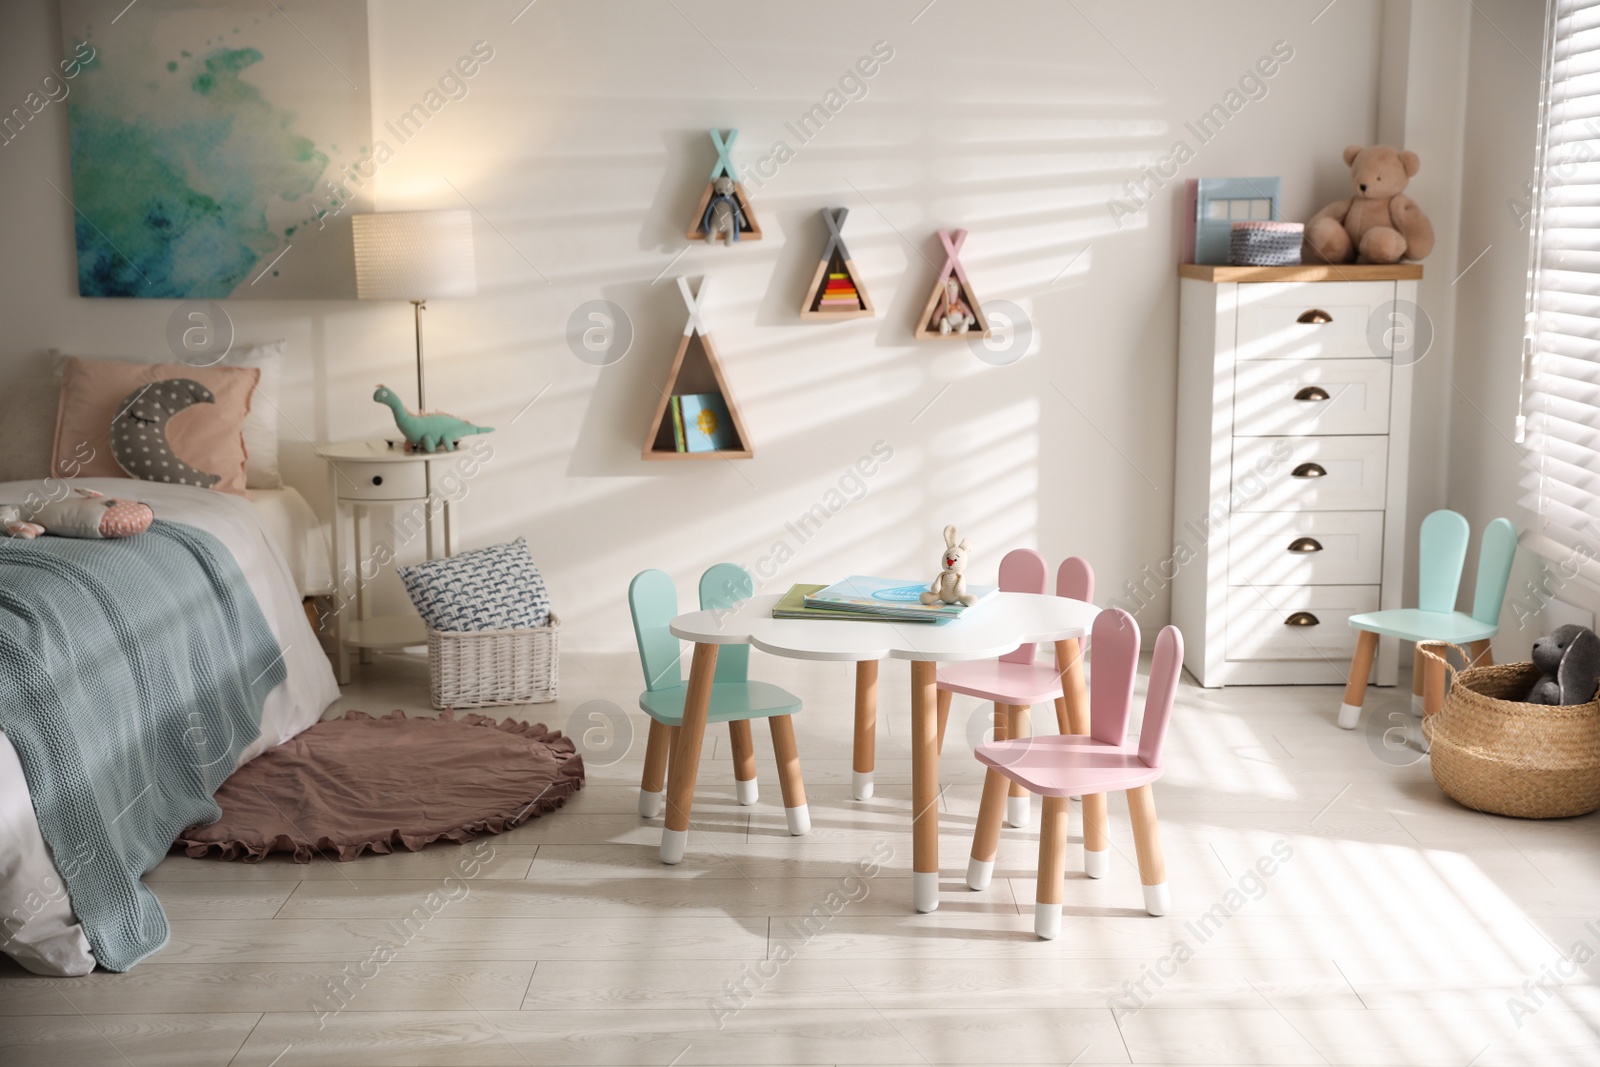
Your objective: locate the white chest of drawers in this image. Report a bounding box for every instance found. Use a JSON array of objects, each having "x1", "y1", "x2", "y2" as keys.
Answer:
[{"x1": 1170, "y1": 264, "x2": 1421, "y2": 687}]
